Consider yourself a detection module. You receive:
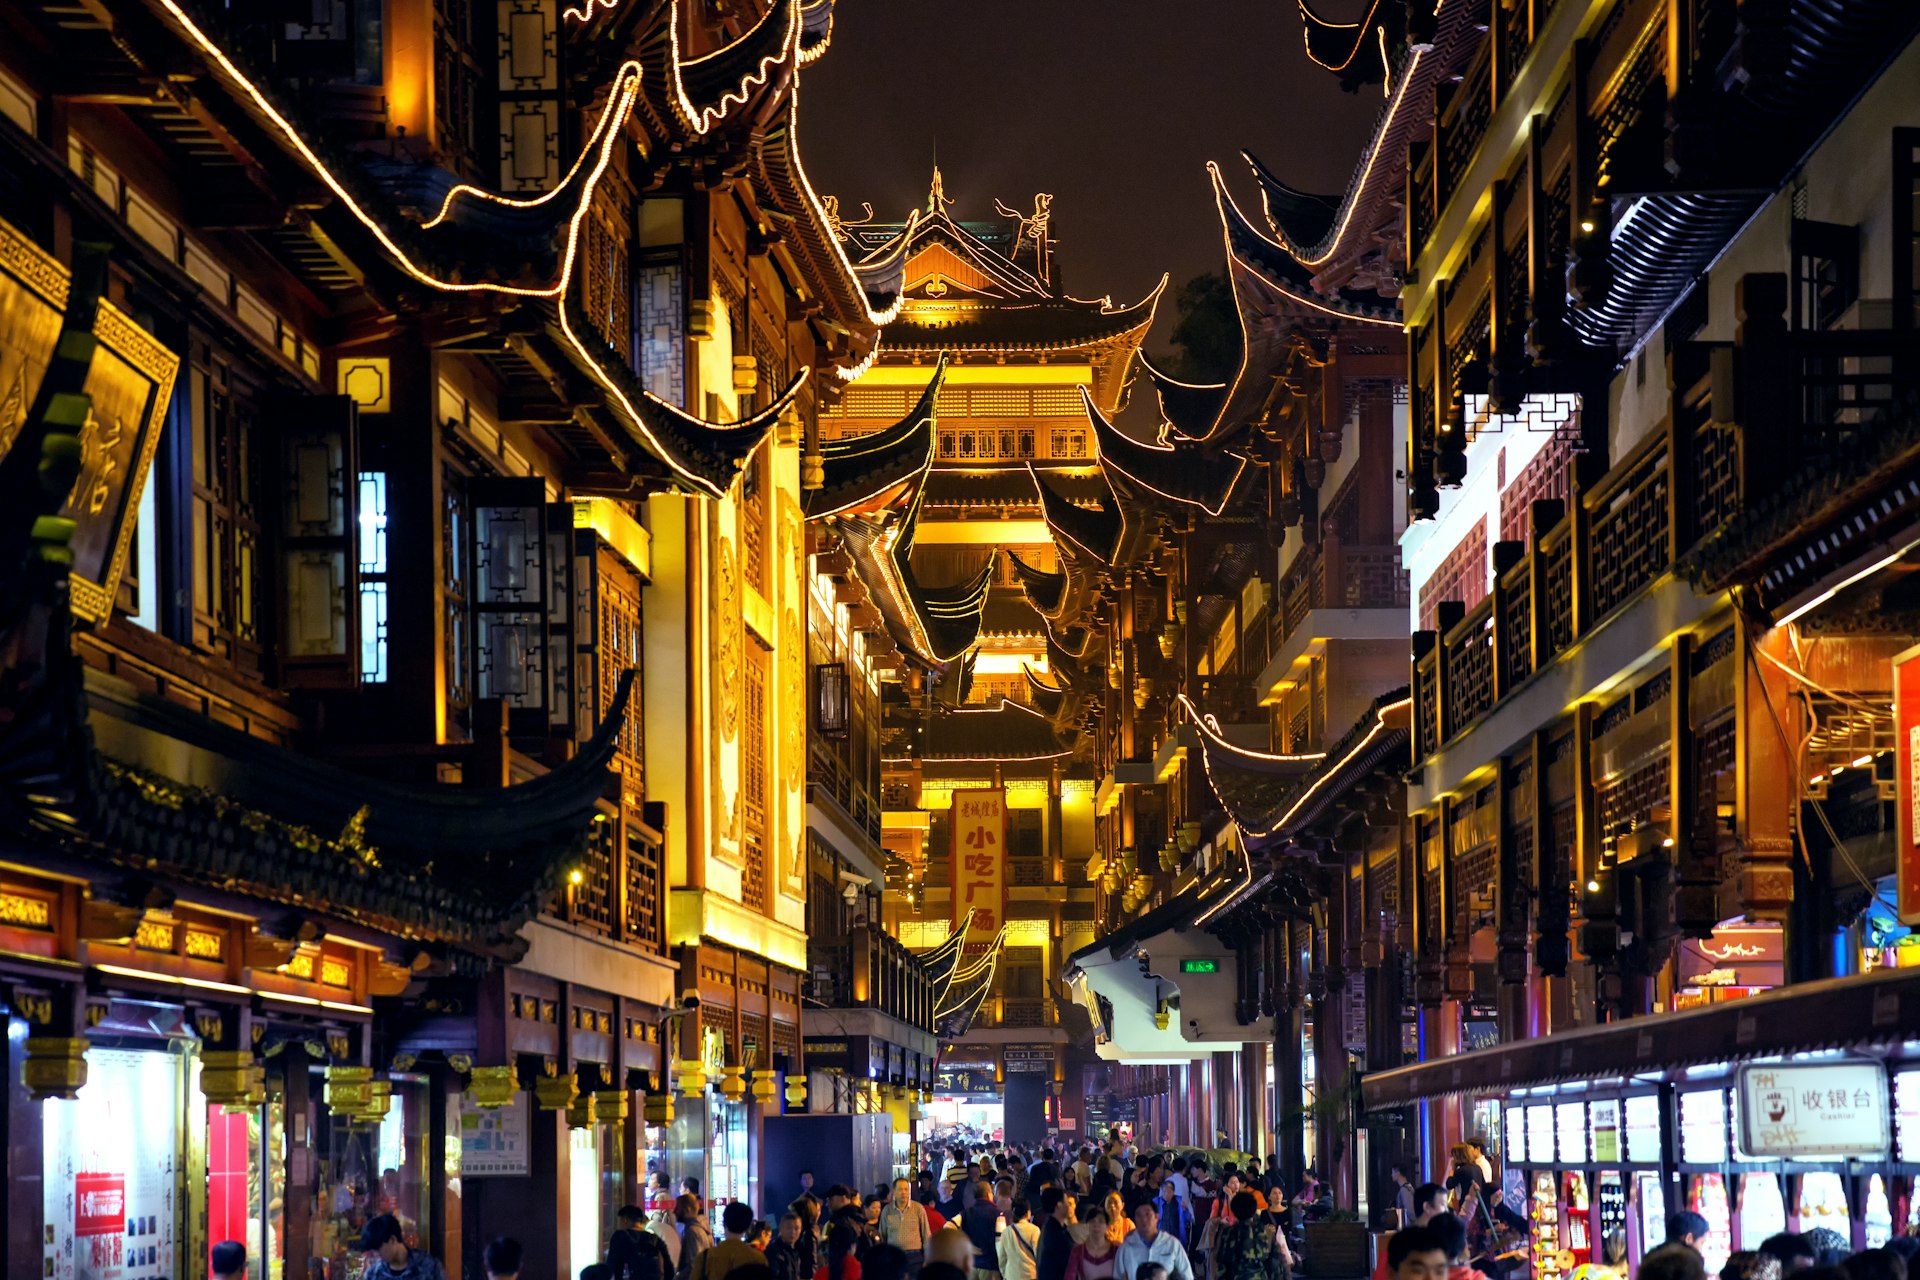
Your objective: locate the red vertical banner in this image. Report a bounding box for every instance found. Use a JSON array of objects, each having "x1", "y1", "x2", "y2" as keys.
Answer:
[
  {"x1": 950, "y1": 788, "x2": 1007, "y2": 950},
  {"x1": 1895, "y1": 645, "x2": 1920, "y2": 923}
]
